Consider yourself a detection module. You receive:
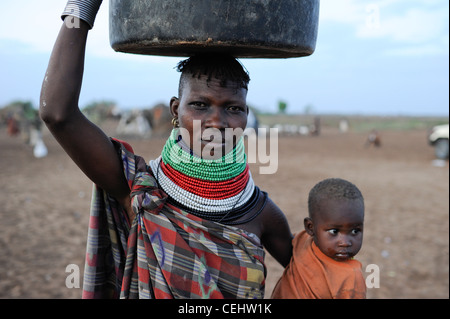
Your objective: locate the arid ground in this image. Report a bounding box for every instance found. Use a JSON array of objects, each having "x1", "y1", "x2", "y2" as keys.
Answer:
[{"x1": 0, "y1": 117, "x2": 448, "y2": 299}]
